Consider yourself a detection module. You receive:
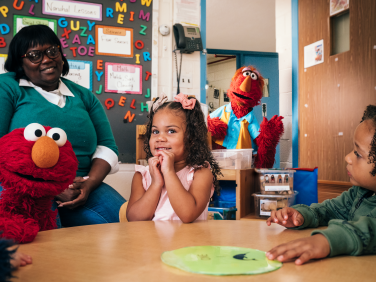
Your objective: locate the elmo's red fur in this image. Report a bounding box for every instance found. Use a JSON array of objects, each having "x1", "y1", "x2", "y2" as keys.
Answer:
[
  {"x1": 0, "y1": 126, "x2": 77, "y2": 243},
  {"x1": 207, "y1": 66, "x2": 284, "y2": 168}
]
